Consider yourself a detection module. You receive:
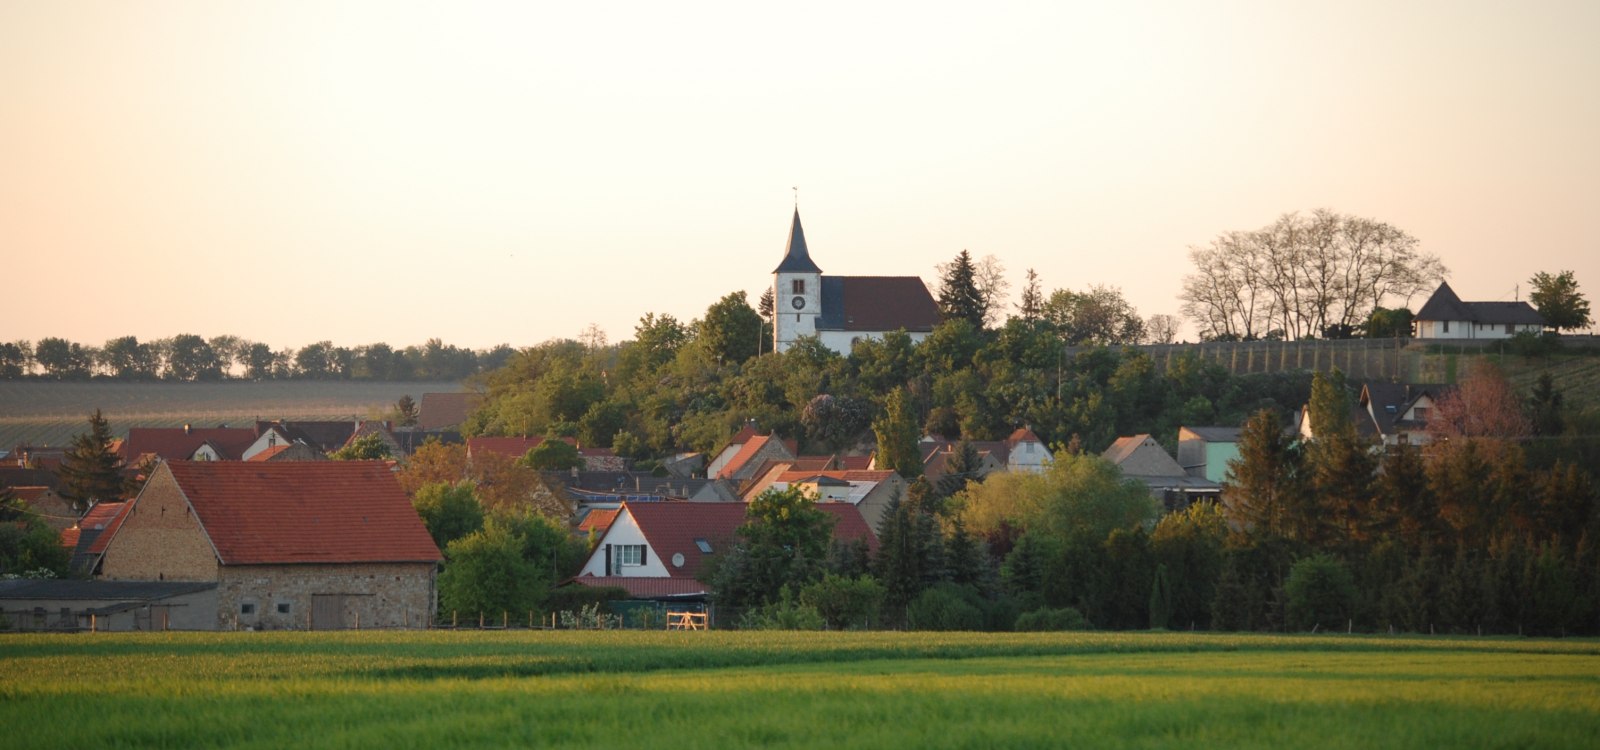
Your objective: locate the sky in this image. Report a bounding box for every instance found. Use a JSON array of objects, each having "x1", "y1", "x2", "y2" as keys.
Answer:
[{"x1": 3, "y1": 1, "x2": 1597, "y2": 352}]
